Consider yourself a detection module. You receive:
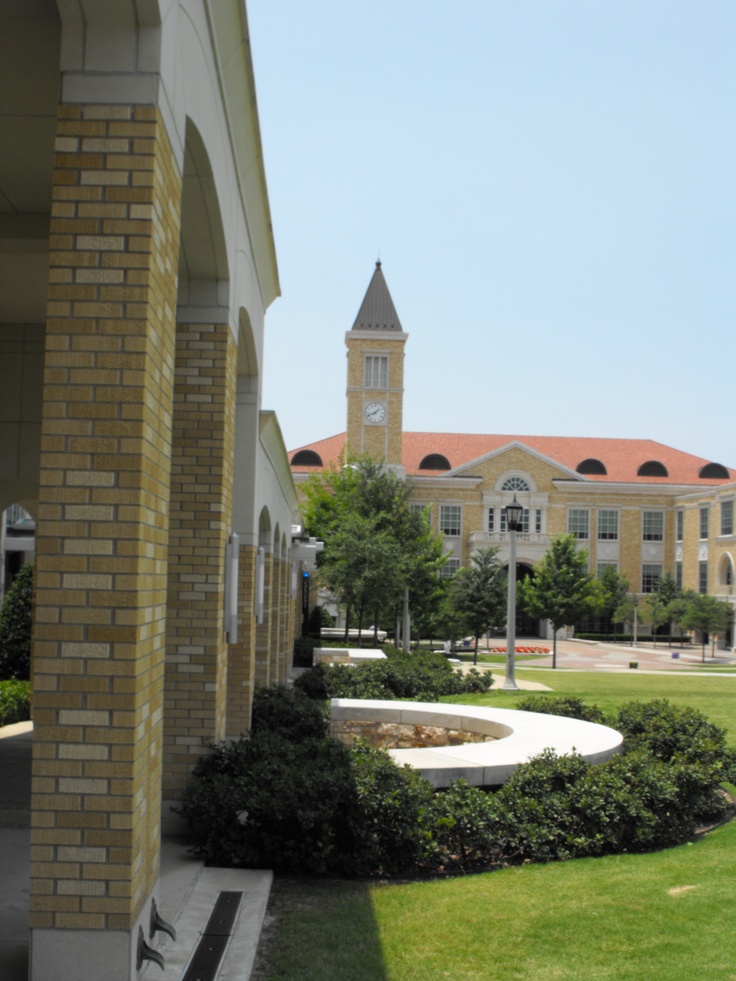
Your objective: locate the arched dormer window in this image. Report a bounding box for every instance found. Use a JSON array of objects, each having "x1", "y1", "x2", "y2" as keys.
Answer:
[
  {"x1": 501, "y1": 476, "x2": 530, "y2": 492},
  {"x1": 700, "y1": 462, "x2": 730, "y2": 479},
  {"x1": 419, "y1": 453, "x2": 451, "y2": 471},
  {"x1": 637, "y1": 460, "x2": 668, "y2": 477},
  {"x1": 291, "y1": 450, "x2": 322, "y2": 467},
  {"x1": 576, "y1": 458, "x2": 607, "y2": 475}
]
